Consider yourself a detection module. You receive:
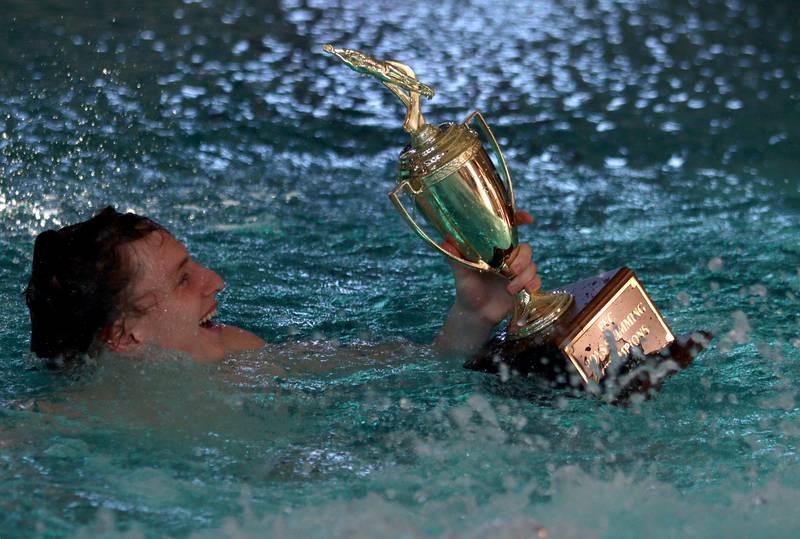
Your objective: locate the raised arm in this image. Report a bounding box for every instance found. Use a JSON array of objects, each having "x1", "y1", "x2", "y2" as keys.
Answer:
[{"x1": 433, "y1": 211, "x2": 541, "y2": 357}]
